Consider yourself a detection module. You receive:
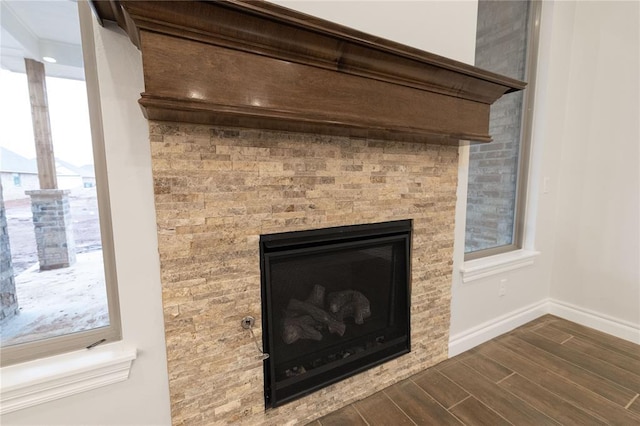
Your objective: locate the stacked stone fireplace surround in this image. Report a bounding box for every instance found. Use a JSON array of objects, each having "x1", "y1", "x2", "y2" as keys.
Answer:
[{"x1": 149, "y1": 121, "x2": 459, "y2": 425}]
